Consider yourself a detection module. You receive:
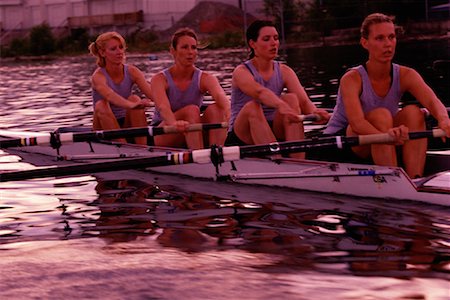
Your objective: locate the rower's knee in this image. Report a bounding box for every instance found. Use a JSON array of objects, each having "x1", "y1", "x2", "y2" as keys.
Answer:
[
  {"x1": 243, "y1": 100, "x2": 265, "y2": 120},
  {"x1": 399, "y1": 105, "x2": 425, "y2": 130},
  {"x1": 203, "y1": 103, "x2": 226, "y2": 122},
  {"x1": 94, "y1": 100, "x2": 113, "y2": 117},
  {"x1": 366, "y1": 108, "x2": 393, "y2": 132},
  {"x1": 281, "y1": 93, "x2": 300, "y2": 111},
  {"x1": 182, "y1": 105, "x2": 201, "y2": 123}
]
